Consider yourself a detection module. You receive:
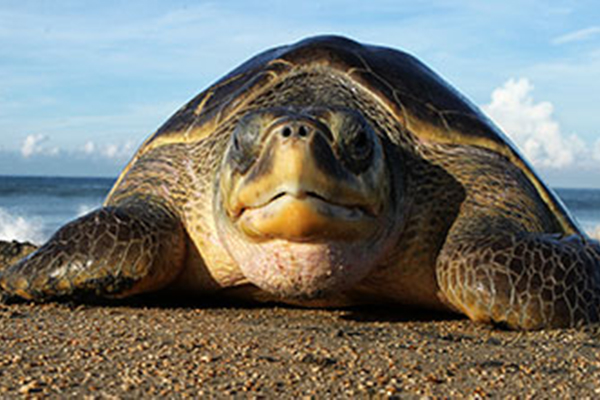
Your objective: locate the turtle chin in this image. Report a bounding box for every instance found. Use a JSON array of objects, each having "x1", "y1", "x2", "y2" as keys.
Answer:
[
  {"x1": 248, "y1": 243, "x2": 376, "y2": 299},
  {"x1": 222, "y1": 227, "x2": 390, "y2": 300}
]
